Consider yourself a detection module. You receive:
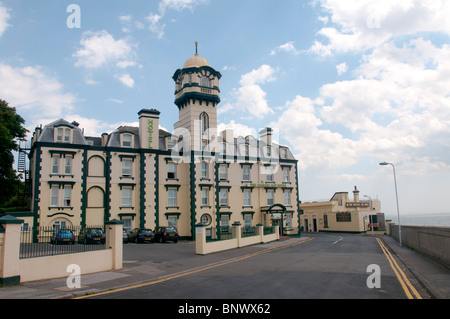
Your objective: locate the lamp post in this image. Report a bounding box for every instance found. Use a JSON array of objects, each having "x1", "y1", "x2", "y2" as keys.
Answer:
[
  {"x1": 379, "y1": 162, "x2": 402, "y2": 247},
  {"x1": 363, "y1": 195, "x2": 374, "y2": 236}
]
